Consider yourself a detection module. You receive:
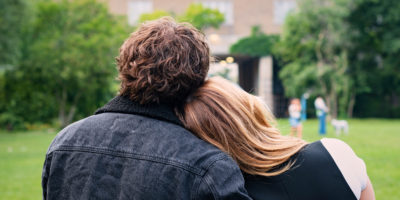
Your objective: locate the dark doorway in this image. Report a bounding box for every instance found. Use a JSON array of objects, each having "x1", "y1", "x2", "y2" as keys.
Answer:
[
  {"x1": 212, "y1": 55, "x2": 288, "y2": 117},
  {"x1": 272, "y1": 56, "x2": 288, "y2": 118},
  {"x1": 237, "y1": 57, "x2": 259, "y2": 94}
]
